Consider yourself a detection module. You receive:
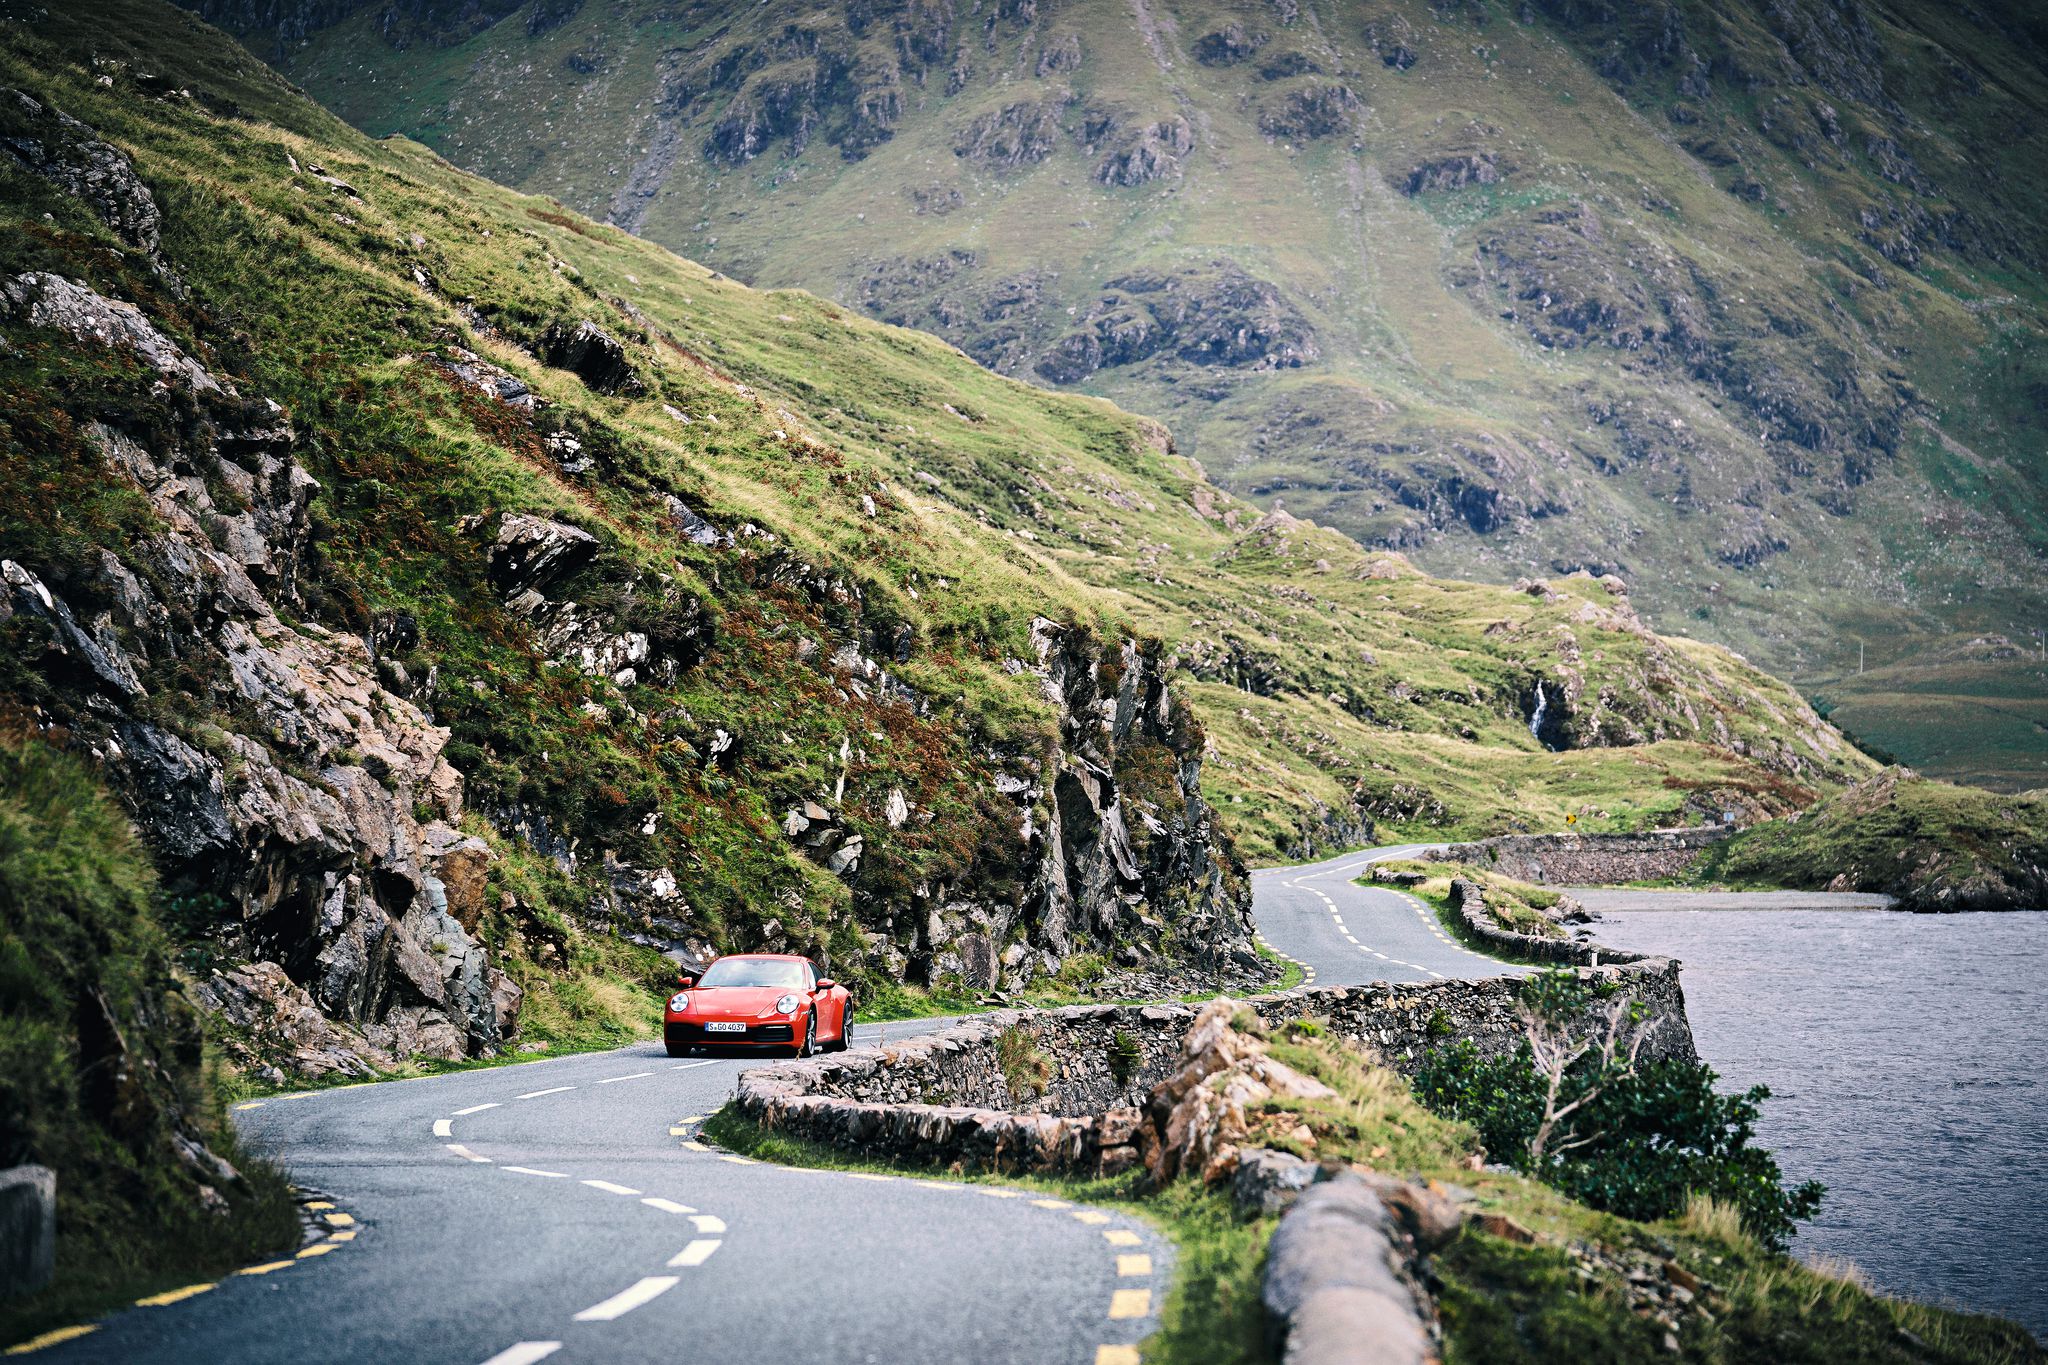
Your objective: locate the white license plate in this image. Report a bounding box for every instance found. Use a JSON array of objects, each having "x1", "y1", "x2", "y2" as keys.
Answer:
[{"x1": 704, "y1": 1021, "x2": 746, "y2": 1033}]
